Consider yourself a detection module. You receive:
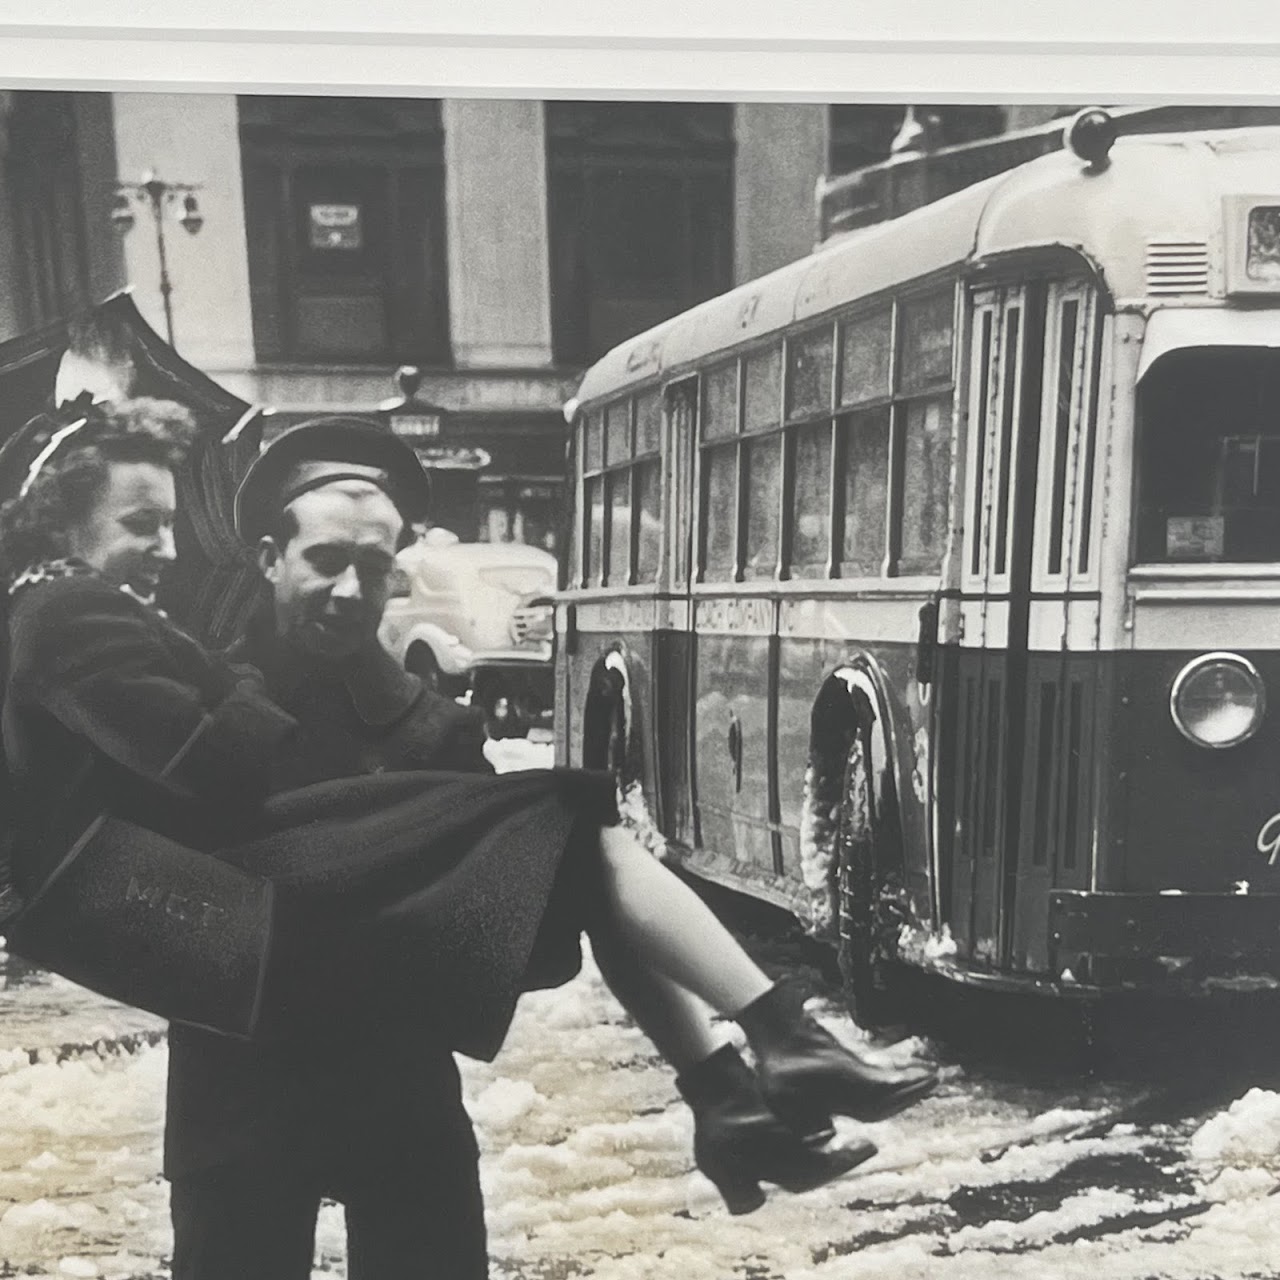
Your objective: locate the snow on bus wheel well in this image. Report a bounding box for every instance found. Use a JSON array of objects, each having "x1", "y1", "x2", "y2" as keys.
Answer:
[
  {"x1": 799, "y1": 661, "x2": 905, "y2": 940},
  {"x1": 580, "y1": 647, "x2": 665, "y2": 859}
]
